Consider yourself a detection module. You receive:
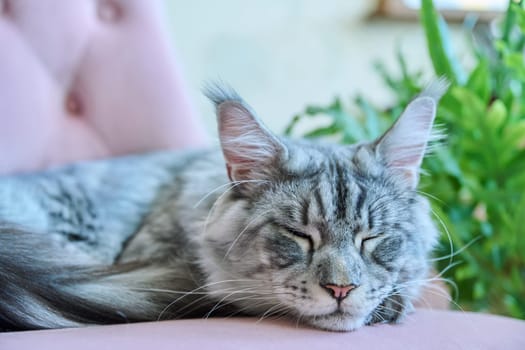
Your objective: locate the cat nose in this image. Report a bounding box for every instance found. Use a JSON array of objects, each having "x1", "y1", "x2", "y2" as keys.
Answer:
[{"x1": 321, "y1": 283, "x2": 357, "y2": 301}]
